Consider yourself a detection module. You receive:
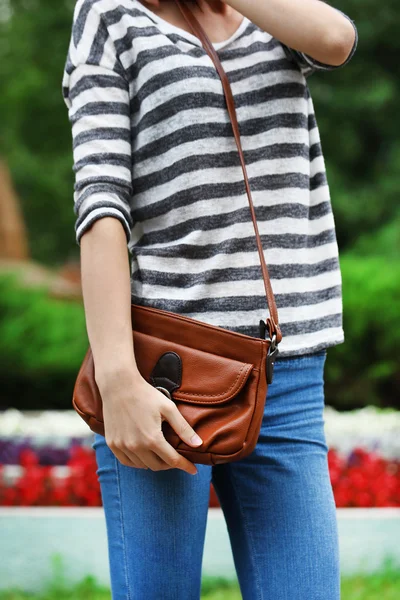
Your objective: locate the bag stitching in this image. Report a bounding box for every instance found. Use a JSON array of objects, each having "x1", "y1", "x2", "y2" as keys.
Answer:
[{"x1": 174, "y1": 363, "x2": 252, "y2": 401}]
